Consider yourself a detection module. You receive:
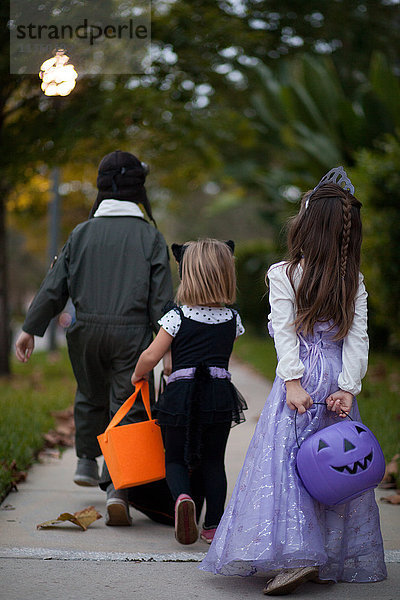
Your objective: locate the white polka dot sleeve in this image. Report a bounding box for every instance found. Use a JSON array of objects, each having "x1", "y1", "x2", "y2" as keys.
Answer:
[
  {"x1": 158, "y1": 309, "x2": 182, "y2": 337},
  {"x1": 236, "y1": 313, "x2": 245, "y2": 338}
]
